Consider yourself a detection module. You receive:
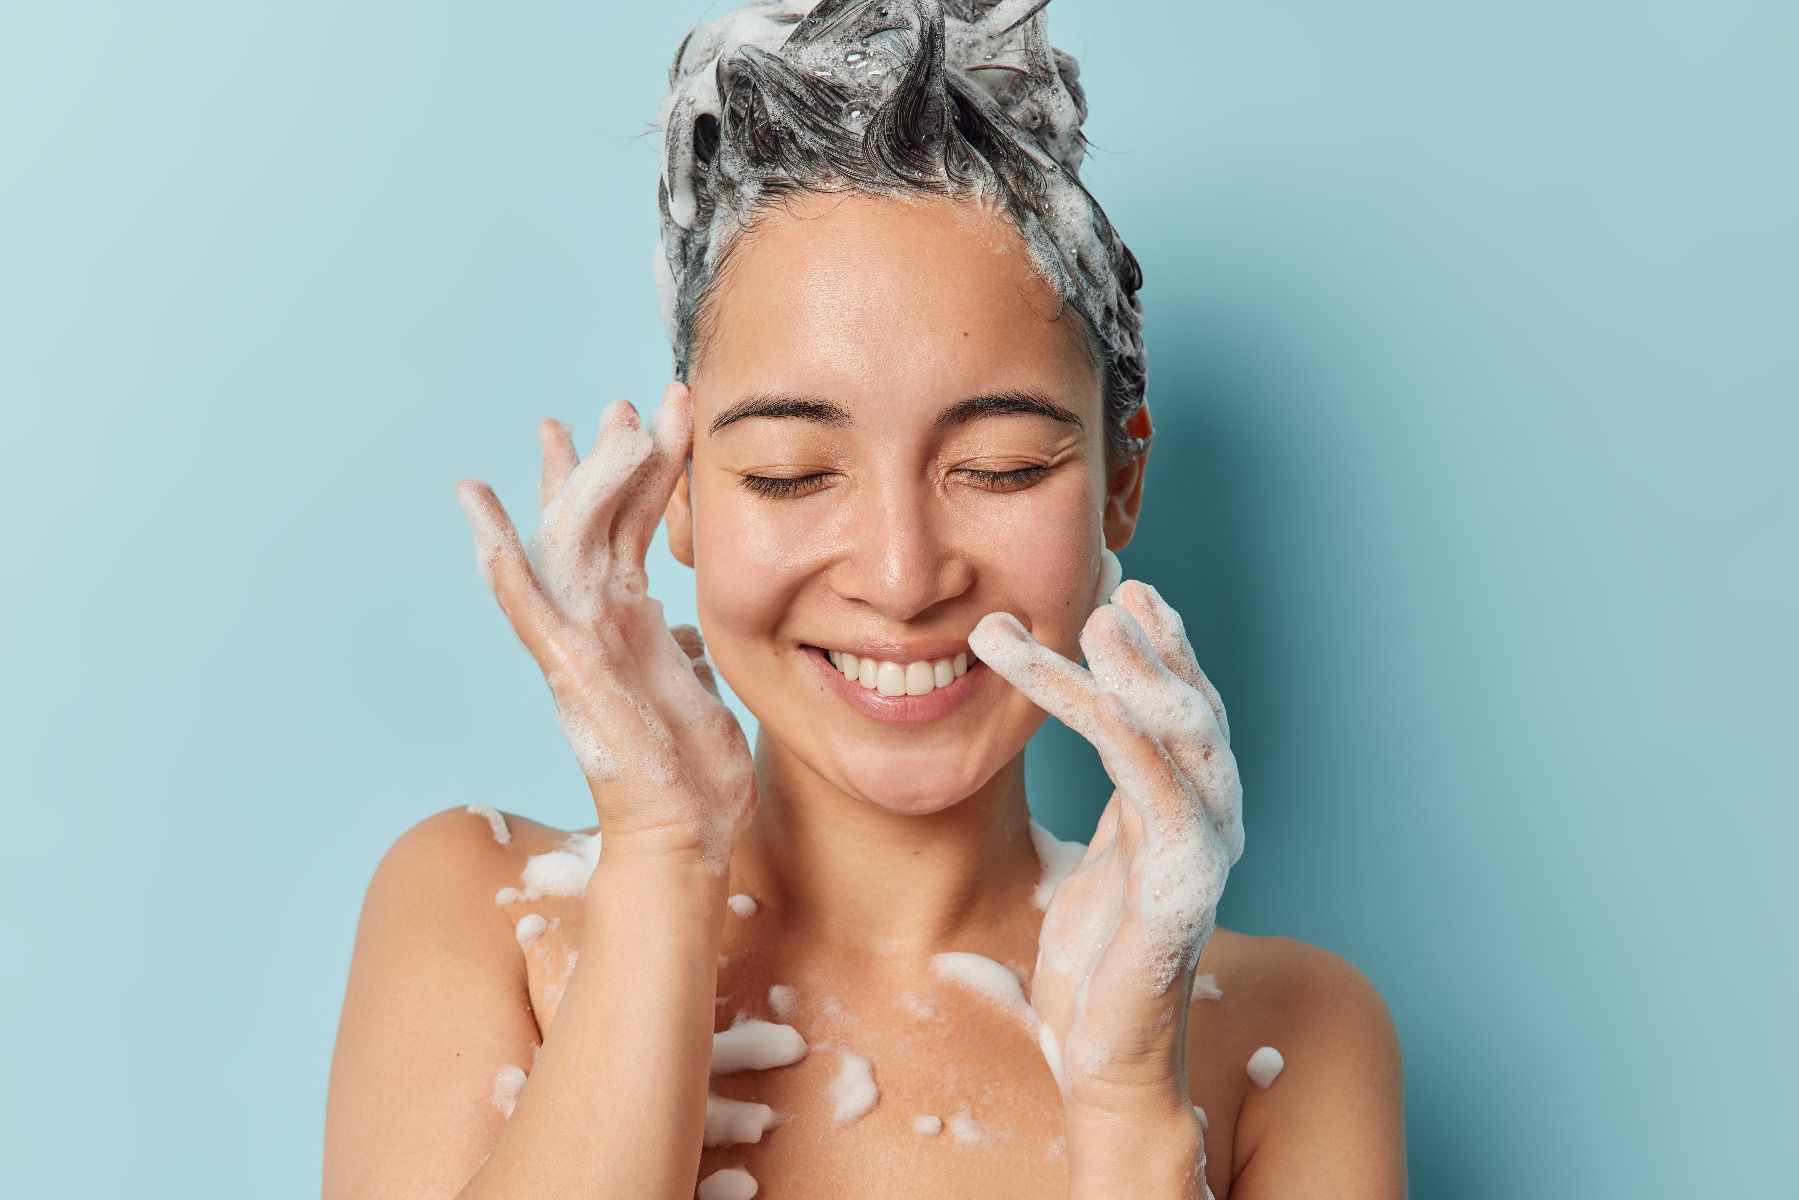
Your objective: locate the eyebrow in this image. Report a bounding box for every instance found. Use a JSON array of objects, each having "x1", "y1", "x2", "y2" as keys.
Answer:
[{"x1": 708, "y1": 388, "x2": 1083, "y2": 434}]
